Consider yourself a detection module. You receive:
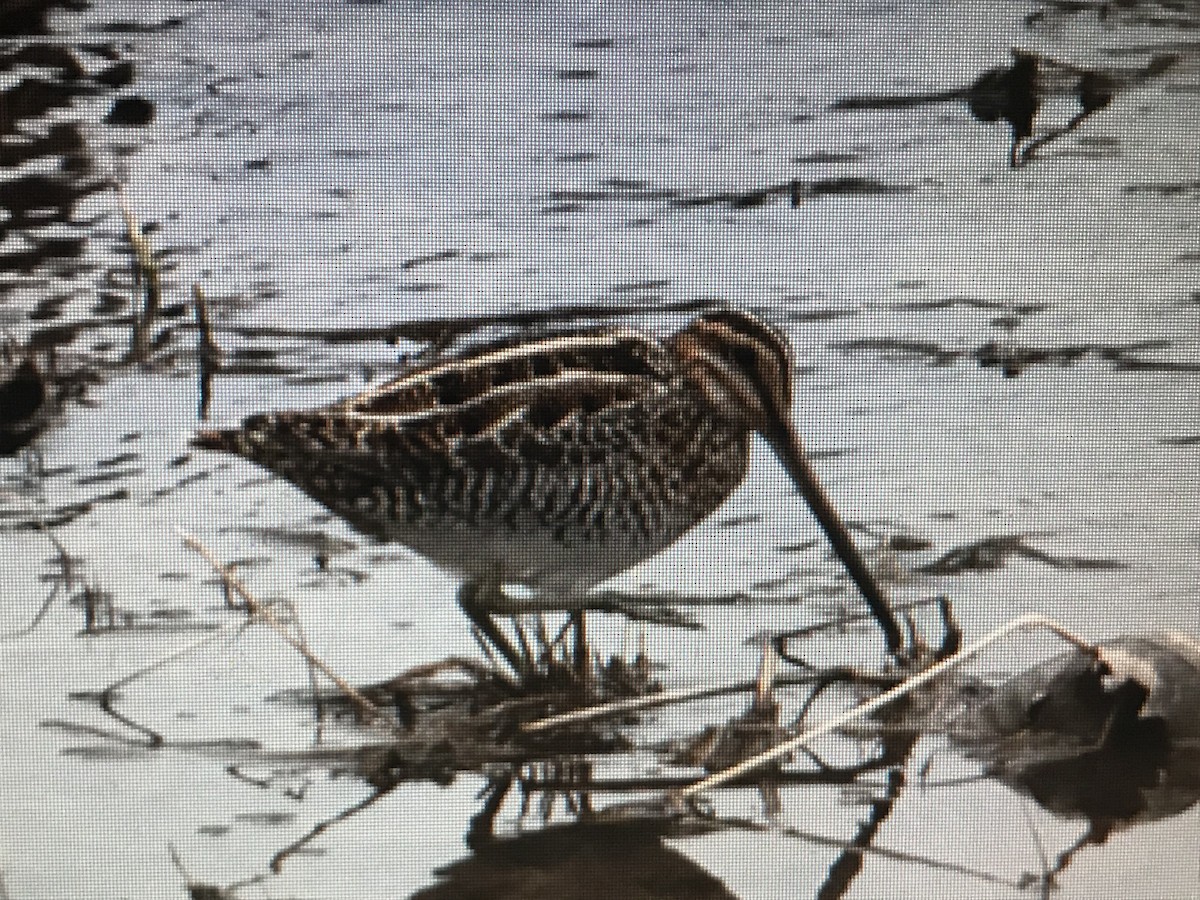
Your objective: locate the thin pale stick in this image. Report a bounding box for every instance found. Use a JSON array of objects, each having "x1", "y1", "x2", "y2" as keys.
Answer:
[
  {"x1": 117, "y1": 188, "x2": 162, "y2": 363},
  {"x1": 676, "y1": 613, "x2": 1094, "y2": 799},
  {"x1": 754, "y1": 637, "x2": 779, "y2": 709},
  {"x1": 522, "y1": 673, "x2": 827, "y2": 733},
  {"x1": 175, "y1": 528, "x2": 404, "y2": 734}
]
